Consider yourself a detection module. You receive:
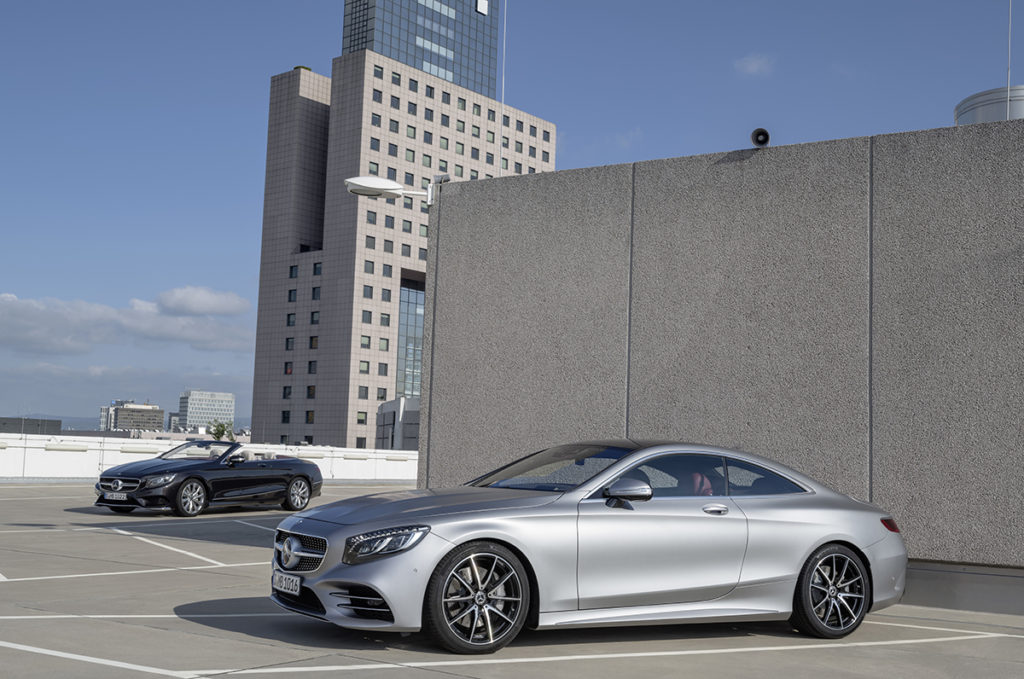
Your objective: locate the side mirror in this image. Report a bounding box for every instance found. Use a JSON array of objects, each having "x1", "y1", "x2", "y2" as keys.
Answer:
[
  {"x1": 603, "y1": 477, "x2": 653, "y2": 502},
  {"x1": 226, "y1": 453, "x2": 246, "y2": 466}
]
